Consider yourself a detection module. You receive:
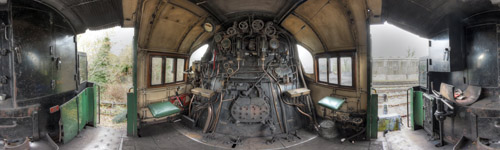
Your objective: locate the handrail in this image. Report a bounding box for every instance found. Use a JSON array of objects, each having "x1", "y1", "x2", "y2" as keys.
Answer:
[{"x1": 406, "y1": 88, "x2": 412, "y2": 128}]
